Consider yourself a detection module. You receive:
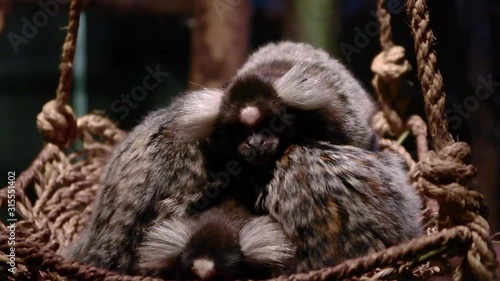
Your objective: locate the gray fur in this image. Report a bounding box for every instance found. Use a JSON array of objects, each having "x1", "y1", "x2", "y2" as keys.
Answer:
[
  {"x1": 171, "y1": 42, "x2": 377, "y2": 150},
  {"x1": 238, "y1": 41, "x2": 376, "y2": 149},
  {"x1": 262, "y1": 142, "x2": 423, "y2": 273},
  {"x1": 65, "y1": 90, "x2": 222, "y2": 274}
]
